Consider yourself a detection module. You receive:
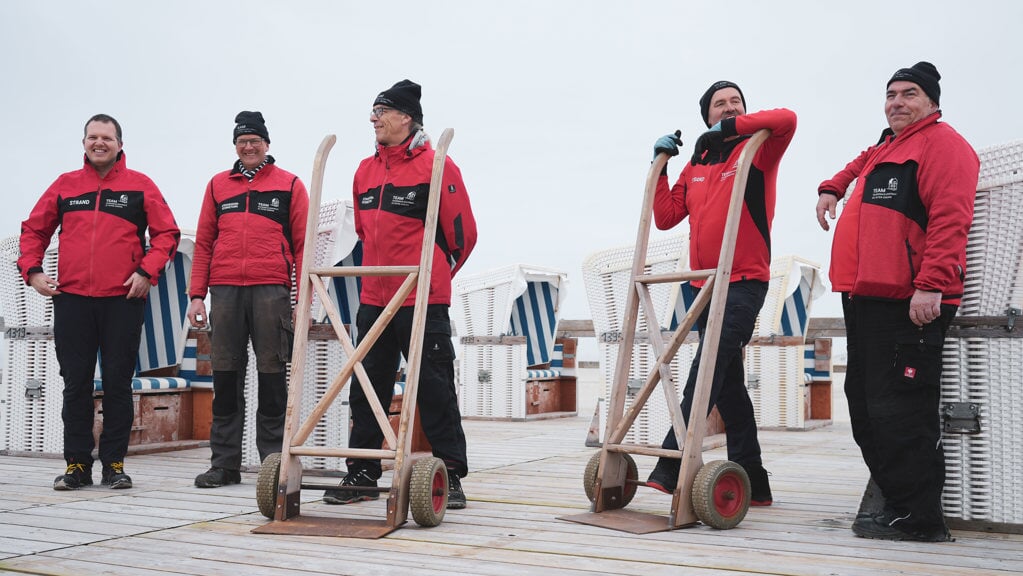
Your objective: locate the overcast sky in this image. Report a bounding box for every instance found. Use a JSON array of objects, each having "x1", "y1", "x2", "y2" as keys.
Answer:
[{"x1": 3, "y1": 1, "x2": 1021, "y2": 332}]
